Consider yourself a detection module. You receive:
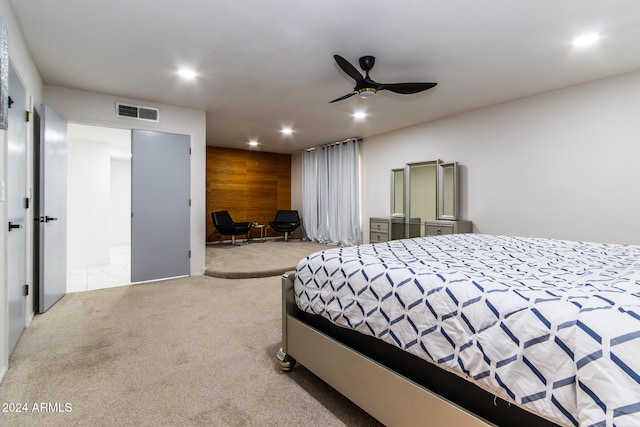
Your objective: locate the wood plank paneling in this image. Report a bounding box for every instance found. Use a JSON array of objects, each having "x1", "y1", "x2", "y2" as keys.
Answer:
[{"x1": 206, "y1": 147, "x2": 292, "y2": 242}]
